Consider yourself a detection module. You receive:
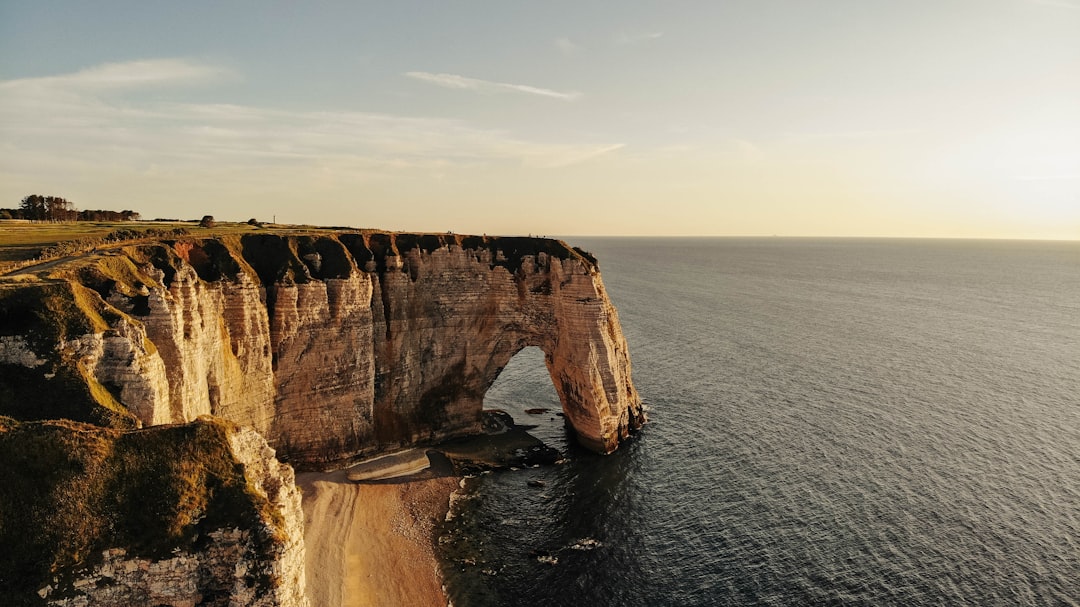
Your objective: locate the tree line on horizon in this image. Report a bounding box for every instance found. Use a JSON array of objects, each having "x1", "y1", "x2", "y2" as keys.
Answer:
[{"x1": 0, "y1": 195, "x2": 140, "y2": 222}]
